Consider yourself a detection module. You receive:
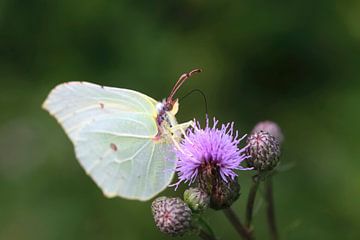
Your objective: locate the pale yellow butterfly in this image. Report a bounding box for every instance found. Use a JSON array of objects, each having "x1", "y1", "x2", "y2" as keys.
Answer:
[{"x1": 42, "y1": 69, "x2": 201, "y2": 201}]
